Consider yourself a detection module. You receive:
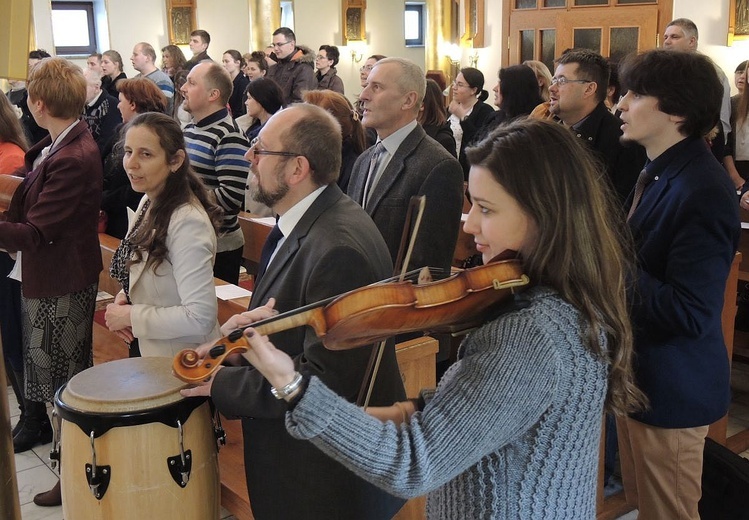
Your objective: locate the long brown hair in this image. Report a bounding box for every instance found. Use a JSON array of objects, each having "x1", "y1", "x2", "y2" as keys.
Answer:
[
  {"x1": 0, "y1": 94, "x2": 28, "y2": 151},
  {"x1": 466, "y1": 118, "x2": 646, "y2": 415},
  {"x1": 419, "y1": 78, "x2": 448, "y2": 127},
  {"x1": 303, "y1": 89, "x2": 365, "y2": 155},
  {"x1": 125, "y1": 112, "x2": 222, "y2": 270},
  {"x1": 738, "y1": 62, "x2": 749, "y2": 129},
  {"x1": 161, "y1": 44, "x2": 187, "y2": 72}
]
